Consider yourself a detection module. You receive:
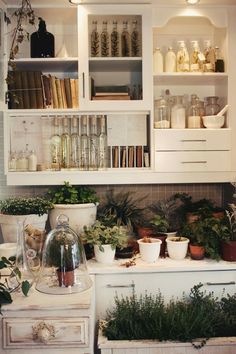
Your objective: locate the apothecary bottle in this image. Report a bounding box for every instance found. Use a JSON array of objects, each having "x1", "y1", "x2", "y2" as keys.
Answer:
[
  {"x1": 205, "y1": 96, "x2": 220, "y2": 115},
  {"x1": 153, "y1": 47, "x2": 163, "y2": 74},
  {"x1": 171, "y1": 96, "x2": 186, "y2": 129},
  {"x1": 98, "y1": 115, "x2": 108, "y2": 170},
  {"x1": 91, "y1": 20, "x2": 100, "y2": 57},
  {"x1": 165, "y1": 47, "x2": 176, "y2": 72},
  {"x1": 111, "y1": 21, "x2": 119, "y2": 57},
  {"x1": 215, "y1": 46, "x2": 225, "y2": 72},
  {"x1": 30, "y1": 18, "x2": 54, "y2": 58},
  {"x1": 154, "y1": 98, "x2": 170, "y2": 129},
  {"x1": 121, "y1": 21, "x2": 130, "y2": 57},
  {"x1": 89, "y1": 116, "x2": 98, "y2": 171},
  {"x1": 190, "y1": 41, "x2": 200, "y2": 72},
  {"x1": 177, "y1": 41, "x2": 189, "y2": 72},
  {"x1": 131, "y1": 20, "x2": 140, "y2": 57},
  {"x1": 61, "y1": 117, "x2": 71, "y2": 169},
  {"x1": 28, "y1": 150, "x2": 37, "y2": 171},
  {"x1": 70, "y1": 116, "x2": 80, "y2": 169},
  {"x1": 50, "y1": 117, "x2": 61, "y2": 170},
  {"x1": 9, "y1": 151, "x2": 17, "y2": 172},
  {"x1": 203, "y1": 40, "x2": 215, "y2": 72},
  {"x1": 80, "y1": 115, "x2": 89, "y2": 170},
  {"x1": 188, "y1": 95, "x2": 201, "y2": 128},
  {"x1": 101, "y1": 21, "x2": 109, "y2": 57}
]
